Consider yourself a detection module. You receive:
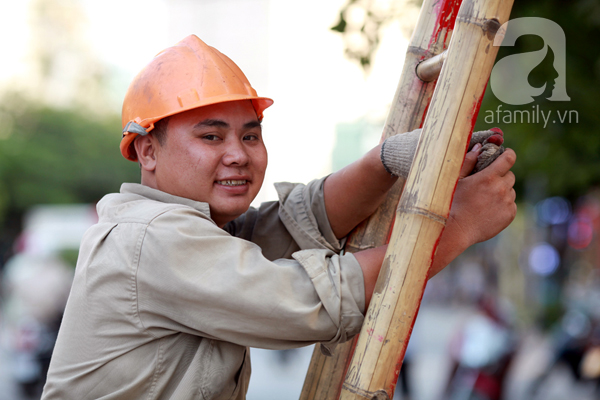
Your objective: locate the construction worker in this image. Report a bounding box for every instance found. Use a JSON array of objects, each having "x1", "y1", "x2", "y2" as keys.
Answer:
[{"x1": 42, "y1": 35, "x2": 516, "y2": 399}]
